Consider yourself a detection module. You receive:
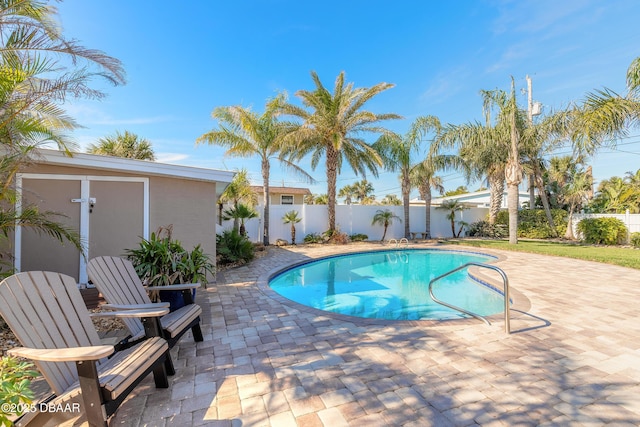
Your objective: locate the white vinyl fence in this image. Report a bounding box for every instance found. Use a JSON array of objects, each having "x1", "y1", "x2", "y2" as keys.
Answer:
[
  {"x1": 219, "y1": 204, "x2": 489, "y2": 244},
  {"x1": 572, "y1": 211, "x2": 640, "y2": 242}
]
